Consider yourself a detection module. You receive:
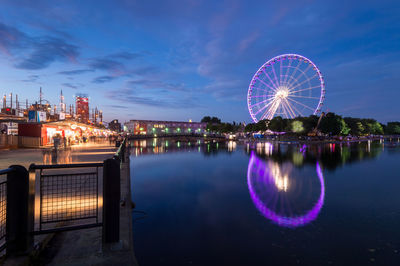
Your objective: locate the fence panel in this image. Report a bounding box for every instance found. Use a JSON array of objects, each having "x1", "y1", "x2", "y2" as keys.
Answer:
[
  {"x1": 30, "y1": 163, "x2": 103, "y2": 234},
  {"x1": 0, "y1": 169, "x2": 11, "y2": 252}
]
